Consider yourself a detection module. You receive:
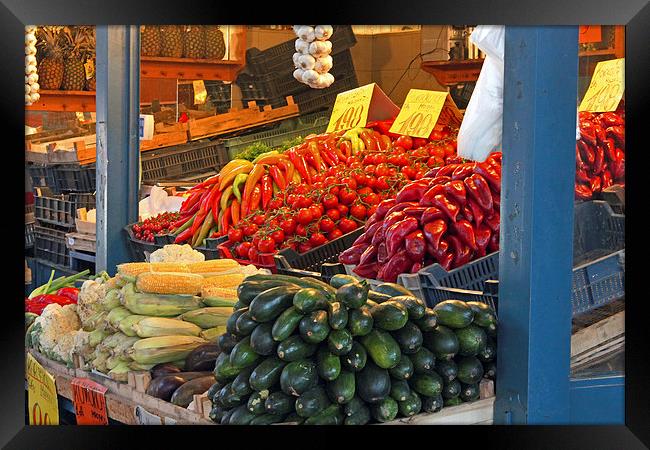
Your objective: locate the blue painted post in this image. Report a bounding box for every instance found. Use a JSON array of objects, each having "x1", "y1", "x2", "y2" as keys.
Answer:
[
  {"x1": 494, "y1": 26, "x2": 579, "y2": 424},
  {"x1": 95, "y1": 26, "x2": 140, "y2": 273}
]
